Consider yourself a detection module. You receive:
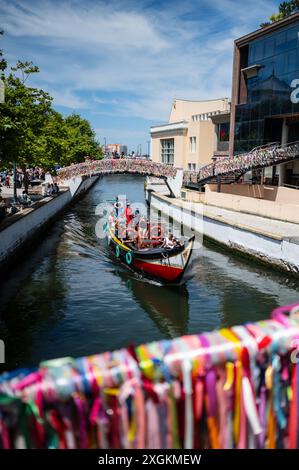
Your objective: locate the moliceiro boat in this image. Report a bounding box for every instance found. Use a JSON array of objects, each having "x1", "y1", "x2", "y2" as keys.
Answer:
[
  {"x1": 105, "y1": 209, "x2": 195, "y2": 283},
  {"x1": 107, "y1": 226, "x2": 194, "y2": 283}
]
